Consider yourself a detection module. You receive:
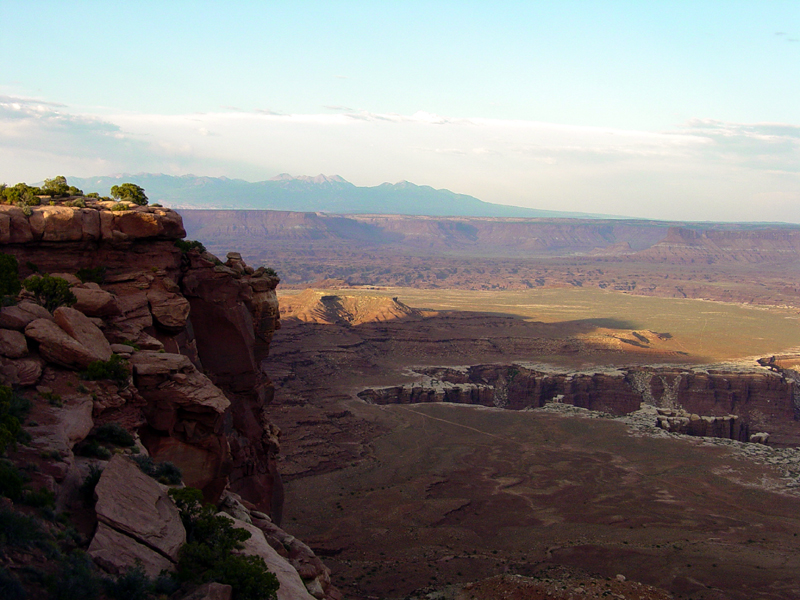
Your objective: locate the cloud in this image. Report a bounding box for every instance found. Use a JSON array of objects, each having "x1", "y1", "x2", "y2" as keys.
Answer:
[
  {"x1": 674, "y1": 119, "x2": 800, "y2": 172},
  {"x1": 2, "y1": 96, "x2": 799, "y2": 222}
]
